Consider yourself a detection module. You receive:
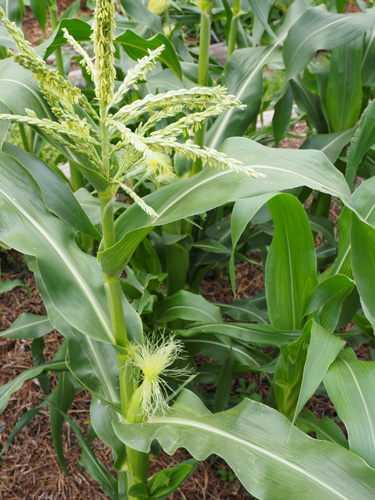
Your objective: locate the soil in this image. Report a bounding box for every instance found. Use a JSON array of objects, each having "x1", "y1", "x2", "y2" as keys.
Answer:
[{"x1": 23, "y1": 1, "x2": 90, "y2": 46}]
